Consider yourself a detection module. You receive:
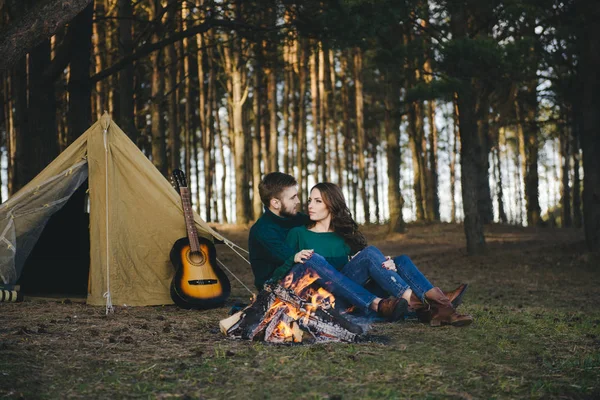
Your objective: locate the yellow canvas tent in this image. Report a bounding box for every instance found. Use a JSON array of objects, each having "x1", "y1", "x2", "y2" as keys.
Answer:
[{"x1": 0, "y1": 113, "x2": 225, "y2": 306}]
